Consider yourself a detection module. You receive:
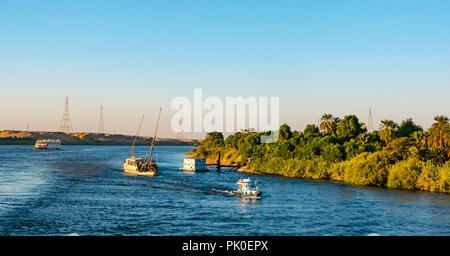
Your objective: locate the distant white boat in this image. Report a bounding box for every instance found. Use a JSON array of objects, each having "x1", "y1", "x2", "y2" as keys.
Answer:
[{"x1": 34, "y1": 139, "x2": 61, "y2": 150}]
